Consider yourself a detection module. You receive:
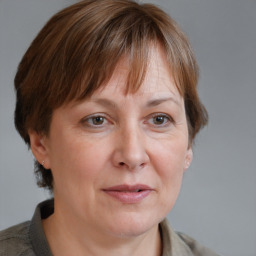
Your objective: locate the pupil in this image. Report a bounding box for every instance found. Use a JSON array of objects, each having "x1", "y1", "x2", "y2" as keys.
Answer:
[
  {"x1": 93, "y1": 116, "x2": 104, "y2": 125},
  {"x1": 155, "y1": 116, "x2": 164, "y2": 124}
]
